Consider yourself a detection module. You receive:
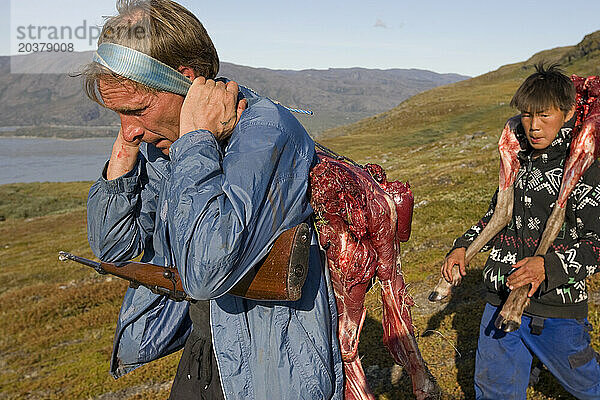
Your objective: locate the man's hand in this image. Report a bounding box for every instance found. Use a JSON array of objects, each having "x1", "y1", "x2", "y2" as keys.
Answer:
[
  {"x1": 106, "y1": 128, "x2": 141, "y2": 180},
  {"x1": 442, "y1": 247, "x2": 466, "y2": 284},
  {"x1": 506, "y1": 256, "x2": 546, "y2": 297},
  {"x1": 179, "y1": 78, "x2": 248, "y2": 140}
]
